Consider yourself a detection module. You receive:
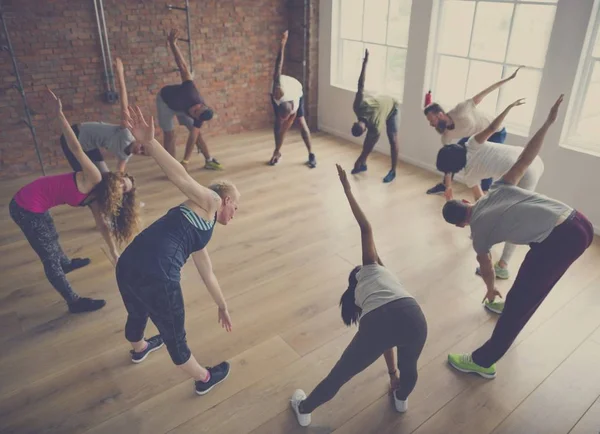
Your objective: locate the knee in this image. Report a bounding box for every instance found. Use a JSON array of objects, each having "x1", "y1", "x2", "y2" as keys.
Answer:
[{"x1": 164, "y1": 335, "x2": 192, "y2": 366}]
